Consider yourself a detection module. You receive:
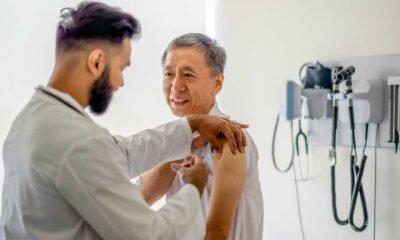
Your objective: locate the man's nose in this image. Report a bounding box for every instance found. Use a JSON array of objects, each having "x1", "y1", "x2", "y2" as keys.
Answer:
[{"x1": 171, "y1": 76, "x2": 185, "y2": 92}]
